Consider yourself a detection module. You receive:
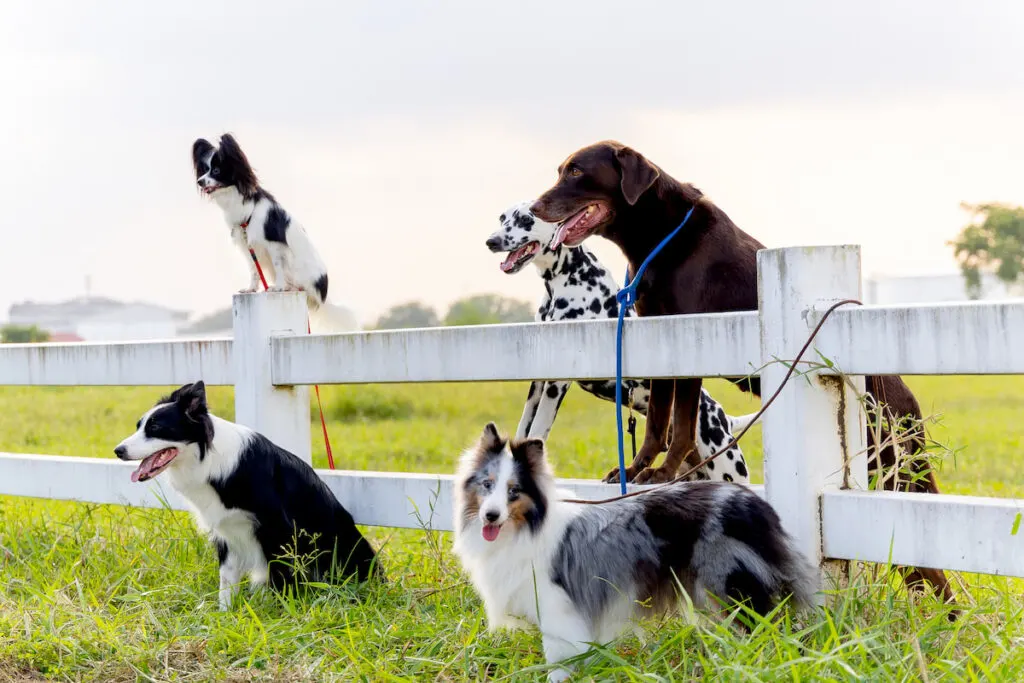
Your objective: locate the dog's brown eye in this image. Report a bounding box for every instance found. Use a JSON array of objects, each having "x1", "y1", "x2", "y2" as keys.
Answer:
[{"x1": 569, "y1": 167, "x2": 582, "y2": 177}]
